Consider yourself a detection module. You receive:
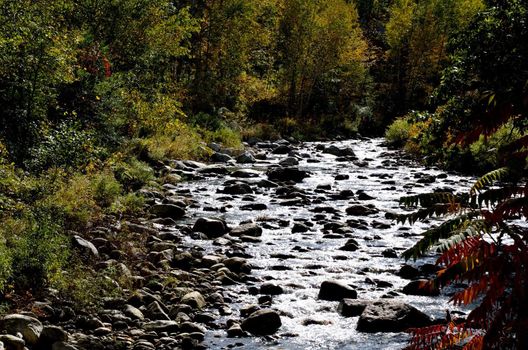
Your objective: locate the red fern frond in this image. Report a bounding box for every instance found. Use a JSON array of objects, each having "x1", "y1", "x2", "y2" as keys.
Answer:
[
  {"x1": 462, "y1": 334, "x2": 484, "y2": 350},
  {"x1": 451, "y1": 276, "x2": 490, "y2": 306}
]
